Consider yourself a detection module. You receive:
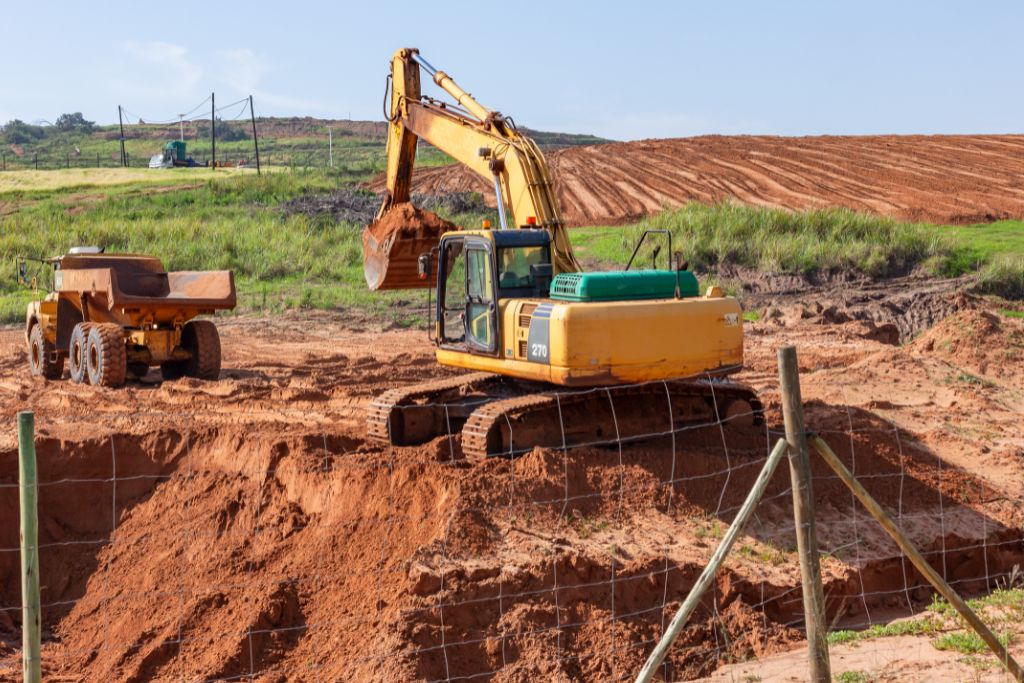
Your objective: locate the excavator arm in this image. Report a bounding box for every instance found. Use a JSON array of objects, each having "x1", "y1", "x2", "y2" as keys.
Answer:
[{"x1": 365, "y1": 48, "x2": 581, "y2": 290}]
